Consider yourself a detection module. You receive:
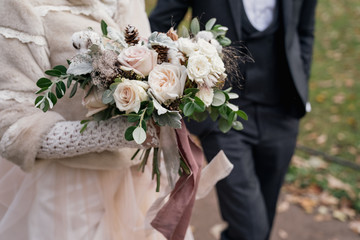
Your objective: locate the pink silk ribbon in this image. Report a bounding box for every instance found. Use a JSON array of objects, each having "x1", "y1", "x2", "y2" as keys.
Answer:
[{"x1": 151, "y1": 120, "x2": 204, "y2": 240}]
